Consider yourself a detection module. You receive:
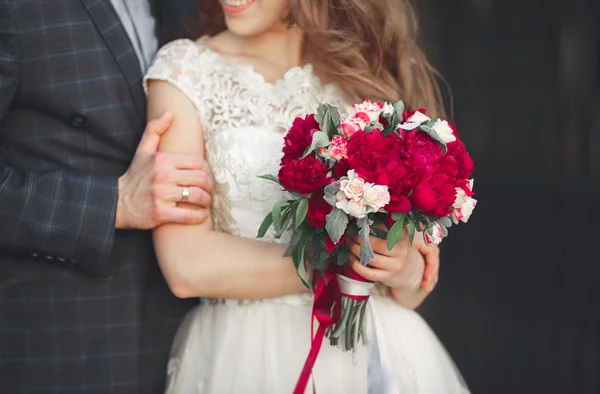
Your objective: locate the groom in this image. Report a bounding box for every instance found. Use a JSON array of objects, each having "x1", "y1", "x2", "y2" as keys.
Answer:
[{"x1": 0, "y1": 1, "x2": 208, "y2": 393}]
